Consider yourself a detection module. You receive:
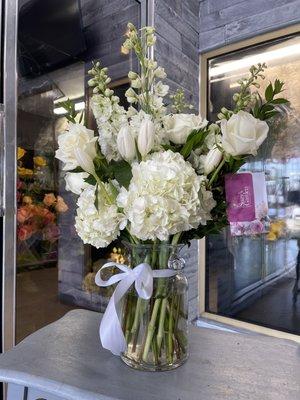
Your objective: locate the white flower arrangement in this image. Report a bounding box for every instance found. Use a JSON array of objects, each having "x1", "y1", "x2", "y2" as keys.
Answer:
[{"x1": 55, "y1": 22, "x2": 288, "y2": 249}]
